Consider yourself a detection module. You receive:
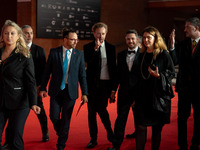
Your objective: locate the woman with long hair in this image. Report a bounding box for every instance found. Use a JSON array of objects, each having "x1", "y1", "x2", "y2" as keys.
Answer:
[
  {"x1": 0, "y1": 20, "x2": 40, "y2": 150},
  {"x1": 135, "y1": 26, "x2": 175, "y2": 150}
]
